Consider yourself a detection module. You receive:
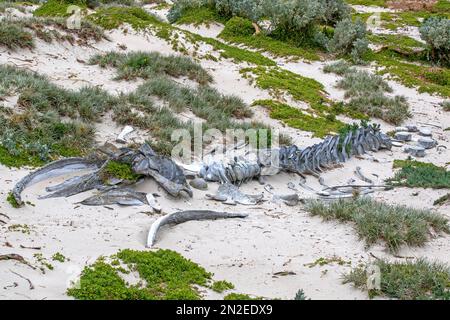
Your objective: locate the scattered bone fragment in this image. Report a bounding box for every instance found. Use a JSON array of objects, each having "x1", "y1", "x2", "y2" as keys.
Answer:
[
  {"x1": 116, "y1": 125, "x2": 134, "y2": 144},
  {"x1": 189, "y1": 178, "x2": 208, "y2": 190},
  {"x1": 404, "y1": 145, "x2": 426, "y2": 157},
  {"x1": 419, "y1": 128, "x2": 432, "y2": 137},
  {"x1": 146, "y1": 193, "x2": 161, "y2": 213},
  {"x1": 395, "y1": 132, "x2": 412, "y2": 142},
  {"x1": 418, "y1": 137, "x2": 437, "y2": 149},
  {"x1": 355, "y1": 167, "x2": 374, "y2": 184}
]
